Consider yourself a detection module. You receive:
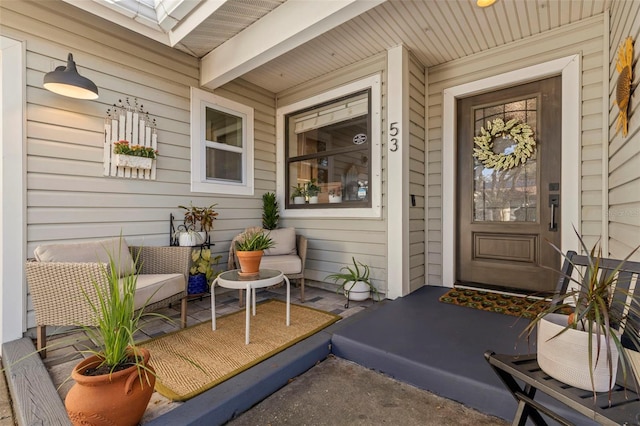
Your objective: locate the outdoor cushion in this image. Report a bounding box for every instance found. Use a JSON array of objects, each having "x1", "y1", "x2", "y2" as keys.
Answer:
[
  {"x1": 260, "y1": 254, "x2": 302, "y2": 275},
  {"x1": 33, "y1": 237, "x2": 136, "y2": 277},
  {"x1": 131, "y1": 273, "x2": 185, "y2": 310},
  {"x1": 264, "y1": 228, "x2": 297, "y2": 256}
]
